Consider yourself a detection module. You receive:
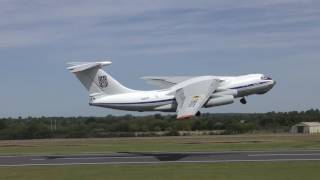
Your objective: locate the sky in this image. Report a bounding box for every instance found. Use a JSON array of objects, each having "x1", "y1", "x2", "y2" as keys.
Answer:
[{"x1": 0, "y1": 0, "x2": 319, "y2": 117}]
